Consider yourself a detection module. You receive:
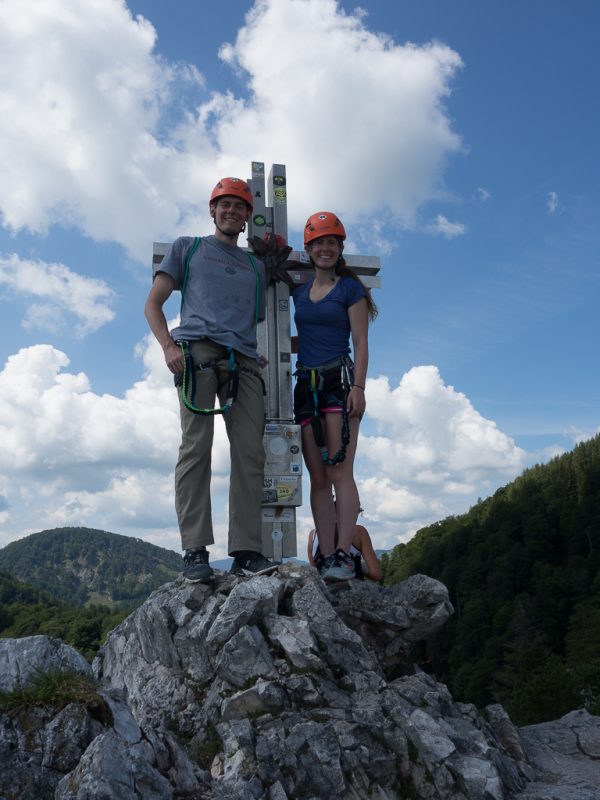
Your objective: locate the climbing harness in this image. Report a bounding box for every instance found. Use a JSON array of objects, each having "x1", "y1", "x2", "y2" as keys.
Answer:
[
  {"x1": 296, "y1": 356, "x2": 353, "y2": 465},
  {"x1": 176, "y1": 237, "x2": 262, "y2": 416},
  {"x1": 178, "y1": 341, "x2": 238, "y2": 415}
]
